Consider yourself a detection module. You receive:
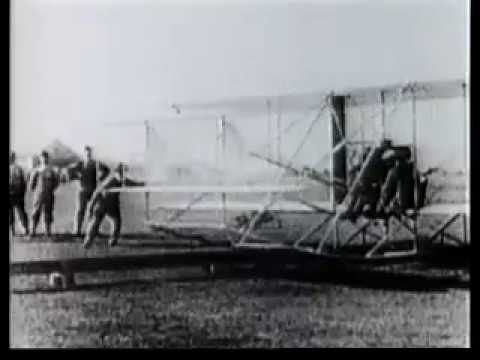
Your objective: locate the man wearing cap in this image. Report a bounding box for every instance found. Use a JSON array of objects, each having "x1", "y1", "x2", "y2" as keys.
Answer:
[
  {"x1": 83, "y1": 163, "x2": 144, "y2": 248},
  {"x1": 65, "y1": 146, "x2": 110, "y2": 236},
  {"x1": 377, "y1": 147, "x2": 435, "y2": 216},
  {"x1": 10, "y1": 152, "x2": 29, "y2": 236},
  {"x1": 30, "y1": 151, "x2": 60, "y2": 237}
]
